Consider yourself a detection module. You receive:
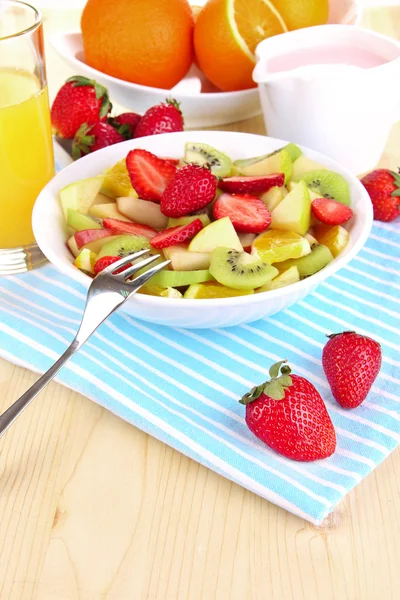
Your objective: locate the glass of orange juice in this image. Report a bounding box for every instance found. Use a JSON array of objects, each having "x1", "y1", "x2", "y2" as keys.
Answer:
[{"x1": 0, "y1": 0, "x2": 54, "y2": 274}]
